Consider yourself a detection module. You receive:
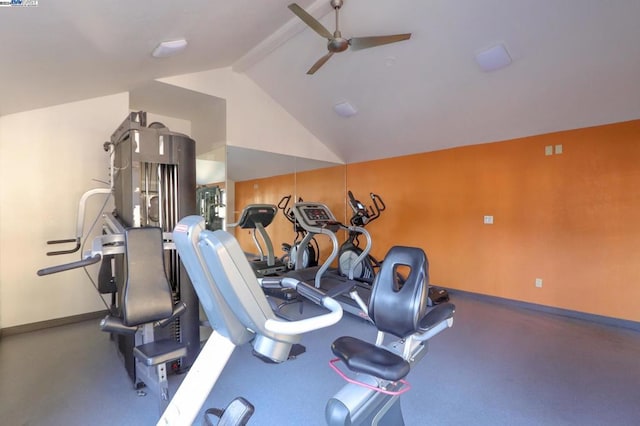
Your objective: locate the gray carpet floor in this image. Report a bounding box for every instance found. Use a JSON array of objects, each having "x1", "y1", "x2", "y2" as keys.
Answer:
[{"x1": 1, "y1": 292, "x2": 639, "y2": 426}]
